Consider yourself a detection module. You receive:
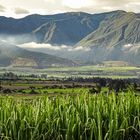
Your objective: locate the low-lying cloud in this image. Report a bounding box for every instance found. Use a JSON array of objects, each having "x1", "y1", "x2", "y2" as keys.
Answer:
[
  {"x1": 122, "y1": 43, "x2": 140, "y2": 52},
  {"x1": 19, "y1": 42, "x2": 90, "y2": 52},
  {"x1": 19, "y1": 42, "x2": 69, "y2": 51},
  {"x1": 0, "y1": 34, "x2": 36, "y2": 45},
  {"x1": 123, "y1": 44, "x2": 133, "y2": 48},
  {"x1": 68, "y1": 46, "x2": 90, "y2": 52}
]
